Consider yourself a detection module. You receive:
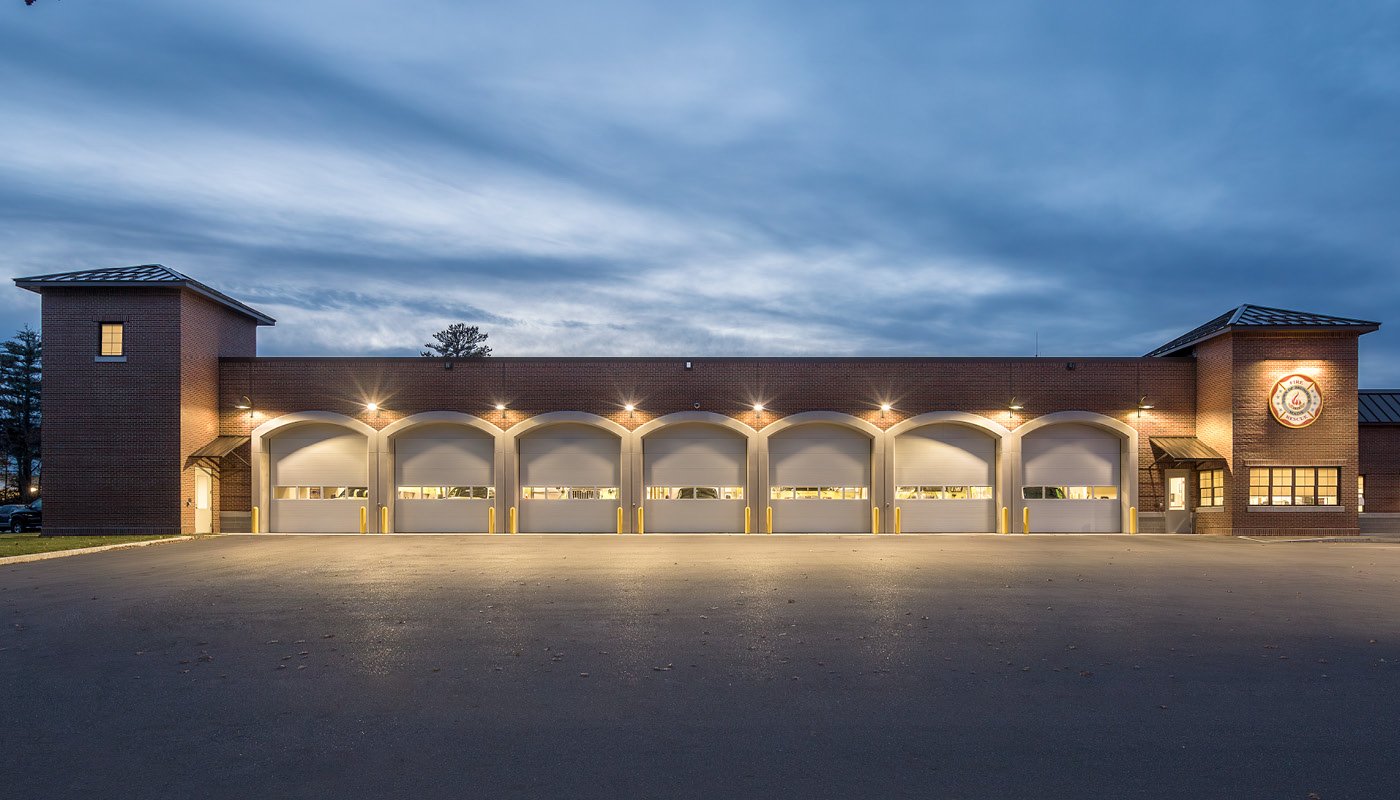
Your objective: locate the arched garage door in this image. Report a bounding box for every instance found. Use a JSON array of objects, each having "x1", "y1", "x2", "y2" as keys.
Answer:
[
  {"x1": 519, "y1": 423, "x2": 621, "y2": 533},
  {"x1": 394, "y1": 424, "x2": 495, "y2": 533},
  {"x1": 895, "y1": 425, "x2": 997, "y2": 532},
  {"x1": 270, "y1": 423, "x2": 369, "y2": 533},
  {"x1": 644, "y1": 423, "x2": 746, "y2": 533},
  {"x1": 1021, "y1": 423, "x2": 1121, "y2": 532},
  {"x1": 769, "y1": 424, "x2": 870, "y2": 533}
]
